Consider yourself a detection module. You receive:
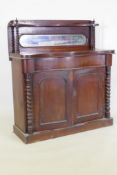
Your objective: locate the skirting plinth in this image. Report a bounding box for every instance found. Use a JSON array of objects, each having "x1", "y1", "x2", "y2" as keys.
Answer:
[{"x1": 13, "y1": 117, "x2": 113, "y2": 144}]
